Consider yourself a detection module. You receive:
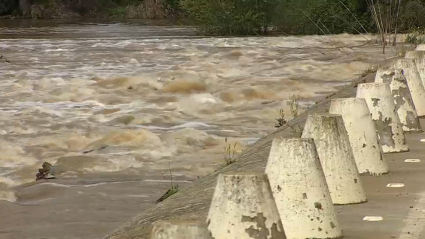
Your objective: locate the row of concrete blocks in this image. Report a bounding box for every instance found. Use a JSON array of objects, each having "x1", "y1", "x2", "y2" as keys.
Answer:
[{"x1": 147, "y1": 47, "x2": 425, "y2": 239}]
